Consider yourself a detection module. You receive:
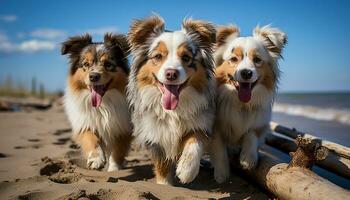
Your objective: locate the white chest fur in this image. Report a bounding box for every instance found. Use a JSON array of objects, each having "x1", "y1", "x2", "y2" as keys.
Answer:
[
  {"x1": 64, "y1": 88, "x2": 131, "y2": 149},
  {"x1": 216, "y1": 84, "x2": 273, "y2": 144},
  {"x1": 132, "y1": 86, "x2": 214, "y2": 160}
]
